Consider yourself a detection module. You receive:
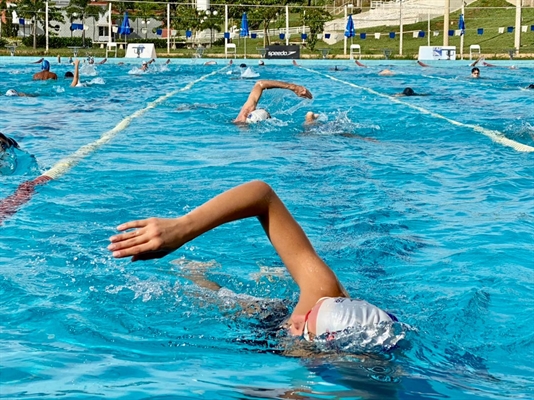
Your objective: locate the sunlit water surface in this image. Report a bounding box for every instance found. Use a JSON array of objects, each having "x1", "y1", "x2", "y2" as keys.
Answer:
[{"x1": 1, "y1": 57, "x2": 533, "y2": 399}]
